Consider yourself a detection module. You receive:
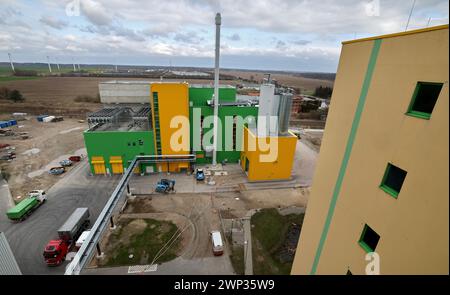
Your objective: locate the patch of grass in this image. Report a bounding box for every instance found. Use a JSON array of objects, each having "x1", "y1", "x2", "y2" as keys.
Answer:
[
  {"x1": 230, "y1": 245, "x2": 245, "y2": 275},
  {"x1": 0, "y1": 76, "x2": 41, "y2": 82},
  {"x1": 104, "y1": 218, "x2": 180, "y2": 267},
  {"x1": 251, "y1": 208, "x2": 304, "y2": 275}
]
